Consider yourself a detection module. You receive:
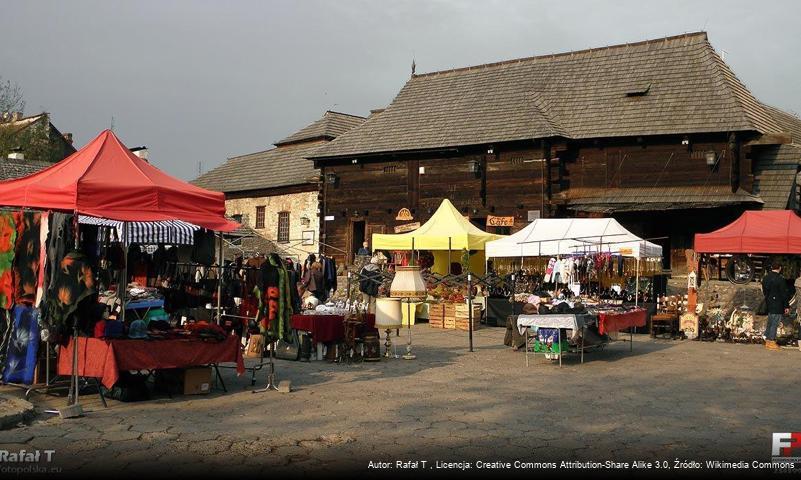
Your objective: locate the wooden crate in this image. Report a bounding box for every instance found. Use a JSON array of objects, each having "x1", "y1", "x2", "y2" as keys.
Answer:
[
  {"x1": 429, "y1": 303, "x2": 445, "y2": 328},
  {"x1": 454, "y1": 305, "x2": 482, "y2": 331}
]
